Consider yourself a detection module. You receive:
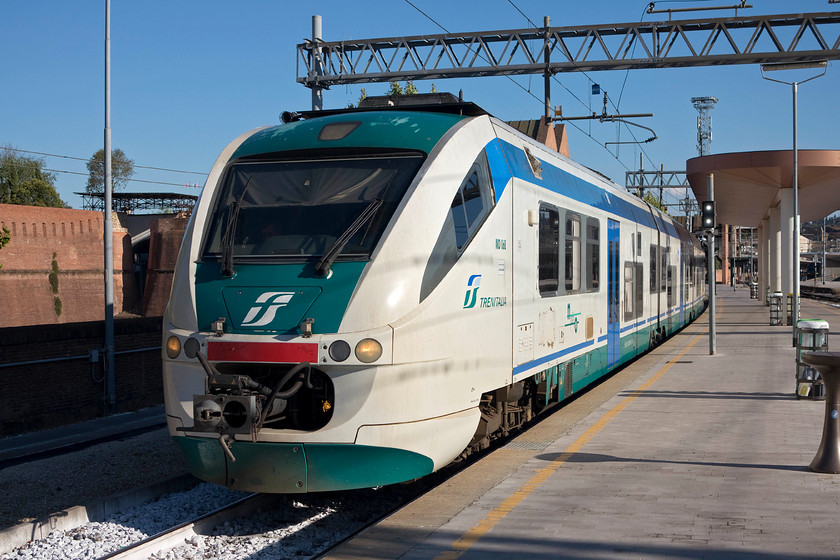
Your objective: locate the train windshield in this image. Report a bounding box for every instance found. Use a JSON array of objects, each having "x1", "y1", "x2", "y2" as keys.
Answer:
[{"x1": 203, "y1": 153, "x2": 424, "y2": 264}]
